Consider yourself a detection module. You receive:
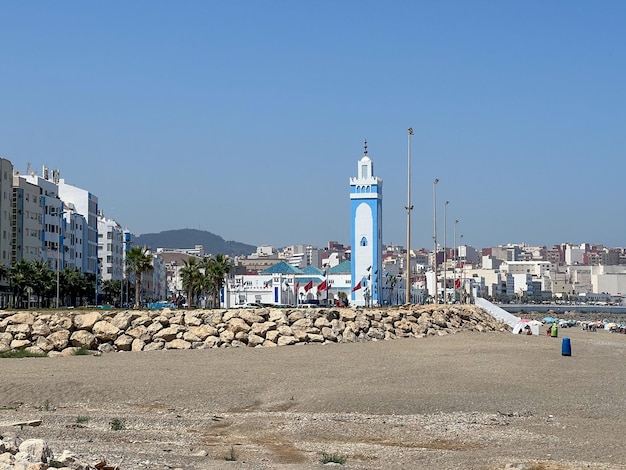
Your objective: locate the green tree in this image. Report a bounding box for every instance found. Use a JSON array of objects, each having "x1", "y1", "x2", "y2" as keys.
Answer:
[
  {"x1": 101, "y1": 279, "x2": 122, "y2": 305},
  {"x1": 10, "y1": 260, "x2": 38, "y2": 308},
  {"x1": 30, "y1": 260, "x2": 54, "y2": 307},
  {"x1": 180, "y1": 257, "x2": 202, "y2": 308},
  {"x1": 61, "y1": 266, "x2": 83, "y2": 307},
  {"x1": 125, "y1": 246, "x2": 153, "y2": 308},
  {"x1": 202, "y1": 254, "x2": 231, "y2": 308}
]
